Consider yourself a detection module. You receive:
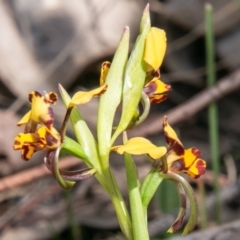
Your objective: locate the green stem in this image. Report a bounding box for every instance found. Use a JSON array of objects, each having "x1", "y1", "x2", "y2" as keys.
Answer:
[
  {"x1": 140, "y1": 166, "x2": 163, "y2": 215},
  {"x1": 104, "y1": 168, "x2": 133, "y2": 240},
  {"x1": 124, "y1": 138, "x2": 149, "y2": 239},
  {"x1": 205, "y1": 3, "x2": 220, "y2": 223}
]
